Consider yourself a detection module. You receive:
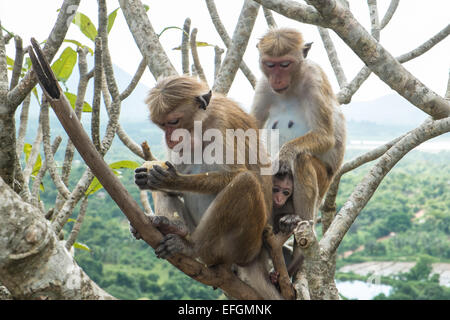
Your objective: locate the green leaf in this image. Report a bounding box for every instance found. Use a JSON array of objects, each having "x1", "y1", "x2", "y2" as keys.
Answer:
[
  {"x1": 6, "y1": 56, "x2": 15, "y2": 66},
  {"x1": 39, "y1": 182, "x2": 45, "y2": 192},
  {"x1": 144, "y1": 4, "x2": 150, "y2": 11},
  {"x1": 64, "y1": 92, "x2": 92, "y2": 112},
  {"x1": 107, "y1": 8, "x2": 120, "y2": 34},
  {"x1": 108, "y1": 160, "x2": 141, "y2": 170},
  {"x1": 158, "y1": 26, "x2": 185, "y2": 38},
  {"x1": 63, "y1": 39, "x2": 94, "y2": 55},
  {"x1": 72, "y1": 12, "x2": 98, "y2": 42},
  {"x1": 32, "y1": 87, "x2": 41, "y2": 106},
  {"x1": 51, "y1": 47, "x2": 78, "y2": 82},
  {"x1": 31, "y1": 154, "x2": 42, "y2": 177},
  {"x1": 74, "y1": 242, "x2": 91, "y2": 252},
  {"x1": 23, "y1": 143, "x2": 32, "y2": 163},
  {"x1": 86, "y1": 177, "x2": 103, "y2": 196},
  {"x1": 172, "y1": 41, "x2": 215, "y2": 50},
  {"x1": 67, "y1": 218, "x2": 77, "y2": 223}
]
